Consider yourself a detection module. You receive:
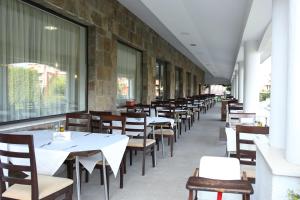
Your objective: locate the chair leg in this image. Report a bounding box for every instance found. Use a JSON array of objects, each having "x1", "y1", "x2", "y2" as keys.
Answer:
[
  {"x1": 106, "y1": 166, "x2": 110, "y2": 198},
  {"x1": 170, "y1": 136, "x2": 174, "y2": 157},
  {"x1": 243, "y1": 194, "x2": 250, "y2": 200},
  {"x1": 99, "y1": 168, "x2": 104, "y2": 185},
  {"x1": 142, "y1": 149, "x2": 146, "y2": 176},
  {"x1": 151, "y1": 146, "x2": 155, "y2": 167},
  {"x1": 130, "y1": 150, "x2": 133, "y2": 166},
  {"x1": 156, "y1": 138, "x2": 160, "y2": 151},
  {"x1": 174, "y1": 127, "x2": 177, "y2": 143},
  {"x1": 66, "y1": 160, "x2": 74, "y2": 179},
  {"x1": 123, "y1": 152, "x2": 127, "y2": 174},
  {"x1": 64, "y1": 185, "x2": 73, "y2": 200},
  {"x1": 179, "y1": 123, "x2": 182, "y2": 135},
  {"x1": 120, "y1": 163, "x2": 124, "y2": 188},
  {"x1": 85, "y1": 169, "x2": 89, "y2": 183}
]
